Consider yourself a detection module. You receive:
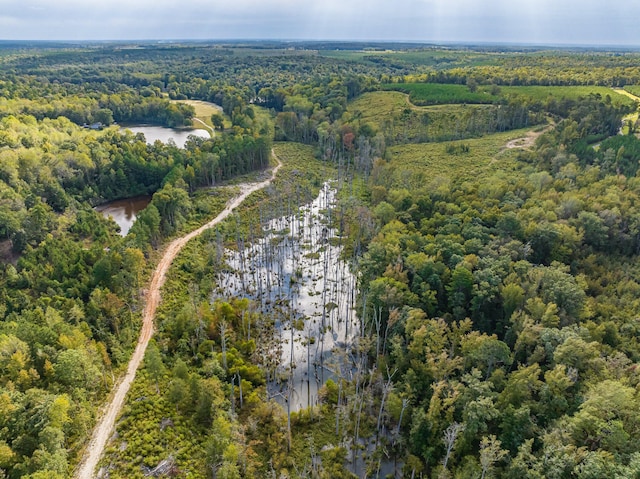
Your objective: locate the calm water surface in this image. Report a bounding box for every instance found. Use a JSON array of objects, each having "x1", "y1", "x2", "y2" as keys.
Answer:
[
  {"x1": 121, "y1": 125, "x2": 210, "y2": 148},
  {"x1": 219, "y1": 183, "x2": 359, "y2": 412},
  {"x1": 95, "y1": 196, "x2": 151, "y2": 236}
]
